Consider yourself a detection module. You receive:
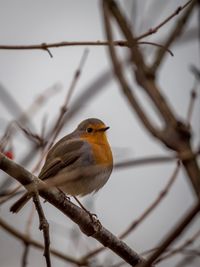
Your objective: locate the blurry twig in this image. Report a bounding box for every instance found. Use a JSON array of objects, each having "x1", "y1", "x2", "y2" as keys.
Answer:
[
  {"x1": 21, "y1": 242, "x2": 30, "y2": 267},
  {"x1": 0, "y1": 217, "x2": 82, "y2": 265},
  {"x1": 32, "y1": 49, "x2": 89, "y2": 173},
  {"x1": 155, "y1": 229, "x2": 200, "y2": 263},
  {"x1": 0, "y1": 83, "x2": 61, "y2": 194},
  {"x1": 119, "y1": 162, "x2": 180, "y2": 239},
  {"x1": 48, "y1": 49, "x2": 89, "y2": 146},
  {"x1": 0, "y1": 83, "x2": 61, "y2": 150},
  {"x1": 186, "y1": 65, "x2": 200, "y2": 126},
  {"x1": 186, "y1": 79, "x2": 198, "y2": 126},
  {"x1": 17, "y1": 123, "x2": 46, "y2": 146},
  {"x1": 174, "y1": 248, "x2": 200, "y2": 267},
  {"x1": 21, "y1": 205, "x2": 35, "y2": 267},
  {"x1": 137, "y1": 202, "x2": 200, "y2": 267},
  {"x1": 0, "y1": 83, "x2": 25, "y2": 118}
]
